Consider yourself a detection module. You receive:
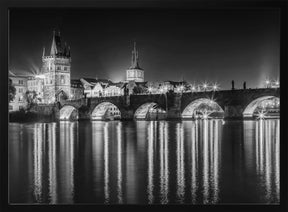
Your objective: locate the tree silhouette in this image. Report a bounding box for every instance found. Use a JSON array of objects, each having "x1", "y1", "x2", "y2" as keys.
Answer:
[{"x1": 9, "y1": 78, "x2": 16, "y2": 102}]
